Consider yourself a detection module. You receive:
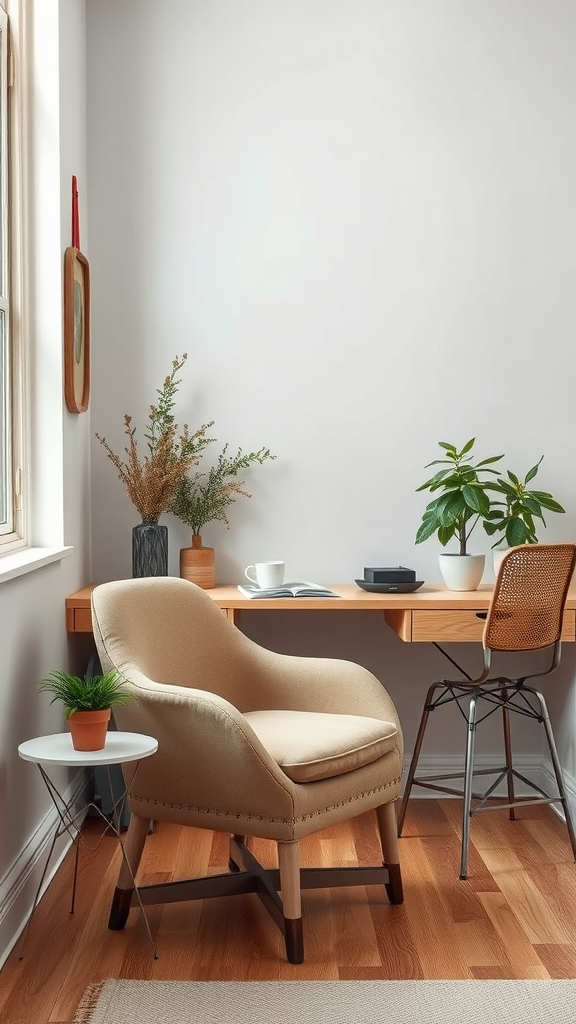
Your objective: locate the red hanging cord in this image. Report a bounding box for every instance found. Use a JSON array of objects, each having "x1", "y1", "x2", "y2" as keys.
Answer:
[{"x1": 71, "y1": 175, "x2": 80, "y2": 248}]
